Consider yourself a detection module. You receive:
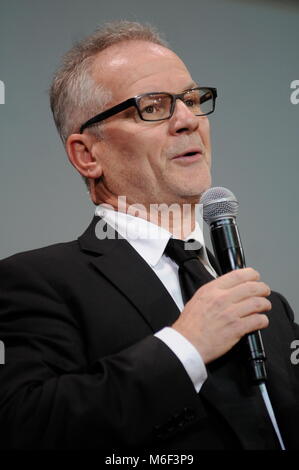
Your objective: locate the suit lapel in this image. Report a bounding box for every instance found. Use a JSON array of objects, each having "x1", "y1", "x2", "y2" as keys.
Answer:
[{"x1": 78, "y1": 216, "x2": 180, "y2": 332}]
